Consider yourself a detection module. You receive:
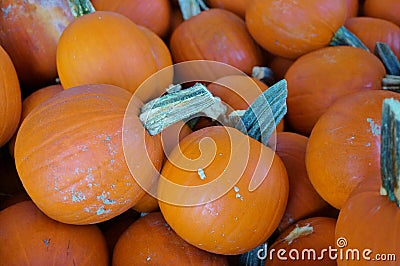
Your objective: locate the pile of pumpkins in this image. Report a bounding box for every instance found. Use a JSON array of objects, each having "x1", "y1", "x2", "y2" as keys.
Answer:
[{"x1": 0, "y1": 0, "x2": 399, "y2": 265}]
